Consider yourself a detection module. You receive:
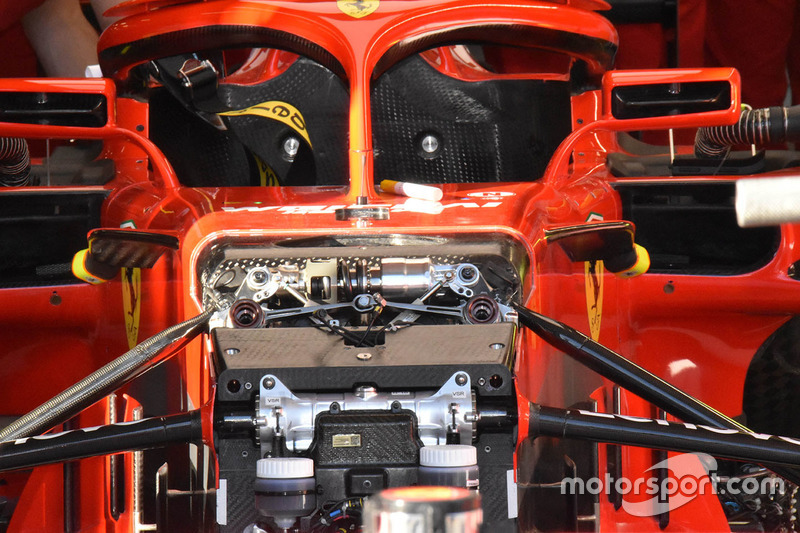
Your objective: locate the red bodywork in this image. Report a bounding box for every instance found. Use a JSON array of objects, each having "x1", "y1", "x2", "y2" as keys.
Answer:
[{"x1": 0, "y1": 0, "x2": 798, "y2": 531}]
